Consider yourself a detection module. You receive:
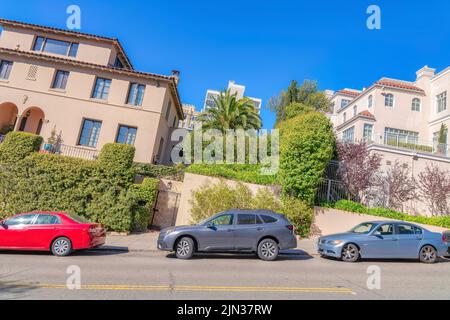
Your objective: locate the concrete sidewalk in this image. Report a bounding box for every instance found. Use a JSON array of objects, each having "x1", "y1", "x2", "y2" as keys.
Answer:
[{"x1": 97, "y1": 232, "x2": 318, "y2": 255}]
